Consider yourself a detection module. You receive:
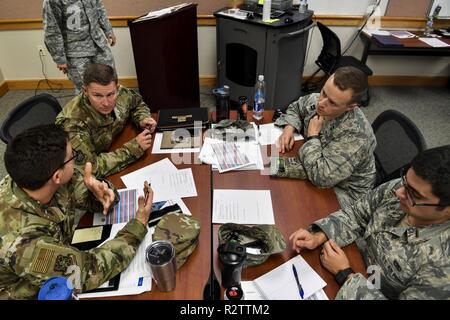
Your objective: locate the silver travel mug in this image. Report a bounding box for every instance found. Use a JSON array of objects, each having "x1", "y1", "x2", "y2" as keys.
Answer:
[{"x1": 145, "y1": 240, "x2": 177, "y2": 292}]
